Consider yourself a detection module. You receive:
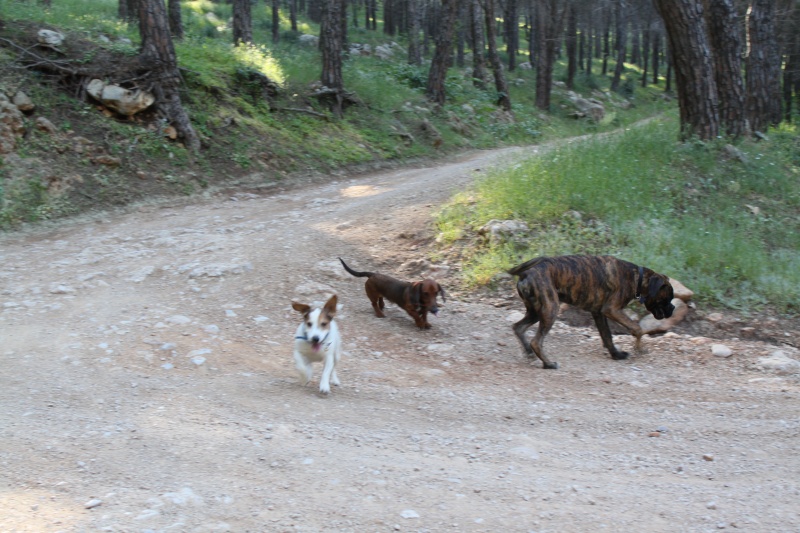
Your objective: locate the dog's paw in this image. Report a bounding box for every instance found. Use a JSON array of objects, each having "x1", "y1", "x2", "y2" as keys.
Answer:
[
  {"x1": 543, "y1": 362, "x2": 559, "y2": 369},
  {"x1": 612, "y1": 350, "x2": 630, "y2": 360}
]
